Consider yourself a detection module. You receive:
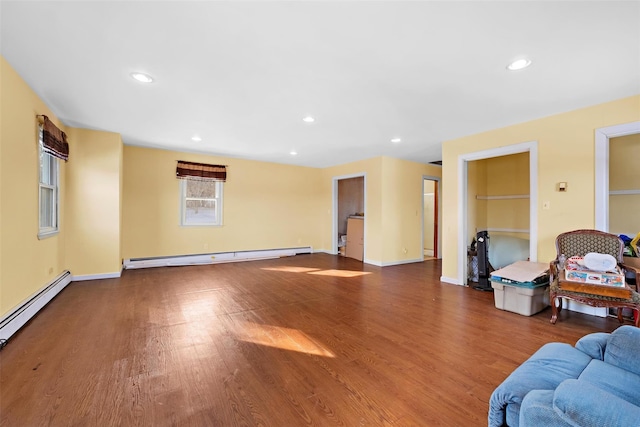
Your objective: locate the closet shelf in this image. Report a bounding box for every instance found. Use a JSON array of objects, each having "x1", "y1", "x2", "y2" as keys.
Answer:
[
  {"x1": 476, "y1": 194, "x2": 529, "y2": 200},
  {"x1": 609, "y1": 189, "x2": 640, "y2": 196},
  {"x1": 484, "y1": 228, "x2": 530, "y2": 233}
]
